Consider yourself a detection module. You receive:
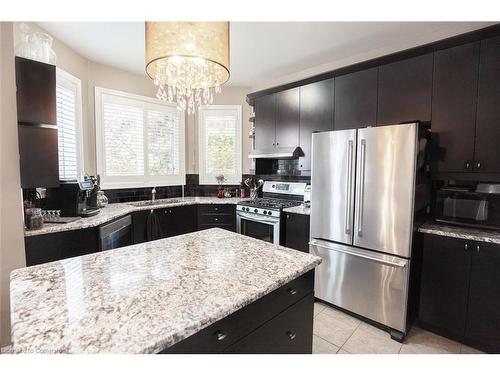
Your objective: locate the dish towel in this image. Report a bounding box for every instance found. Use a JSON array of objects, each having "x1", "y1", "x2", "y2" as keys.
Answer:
[{"x1": 146, "y1": 210, "x2": 162, "y2": 241}]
